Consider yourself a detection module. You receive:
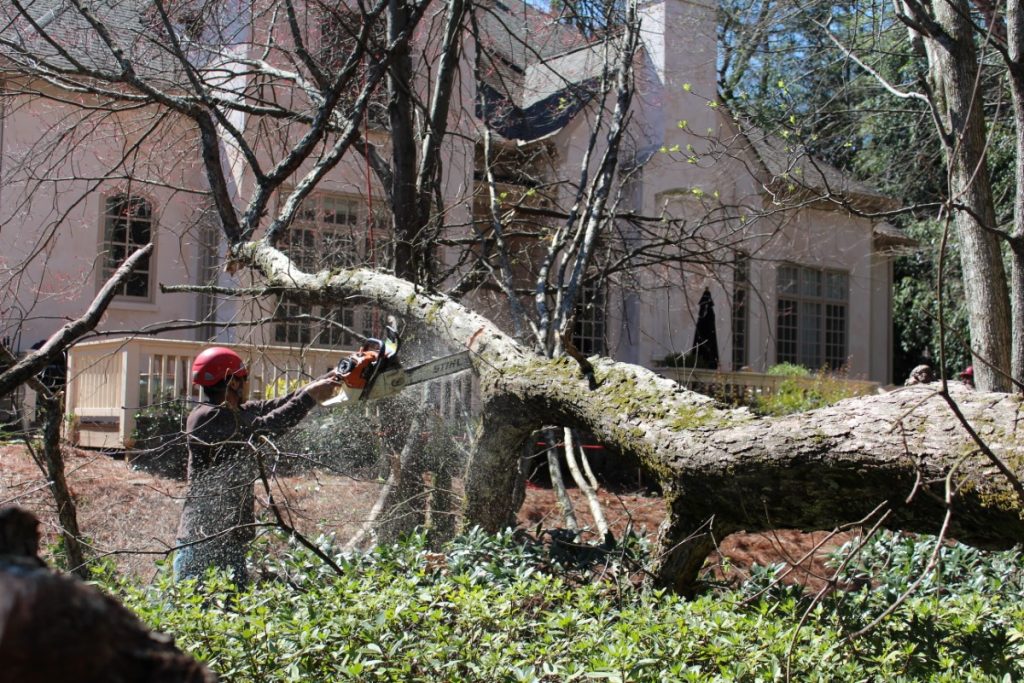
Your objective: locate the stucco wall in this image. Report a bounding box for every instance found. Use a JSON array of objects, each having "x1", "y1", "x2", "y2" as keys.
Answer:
[
  {"x1": 594, "y1": 0, "x2": 893, "y2": 382},
  {"x1": 0, "y1": 88, "x2": 207, "y2": 351}
]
